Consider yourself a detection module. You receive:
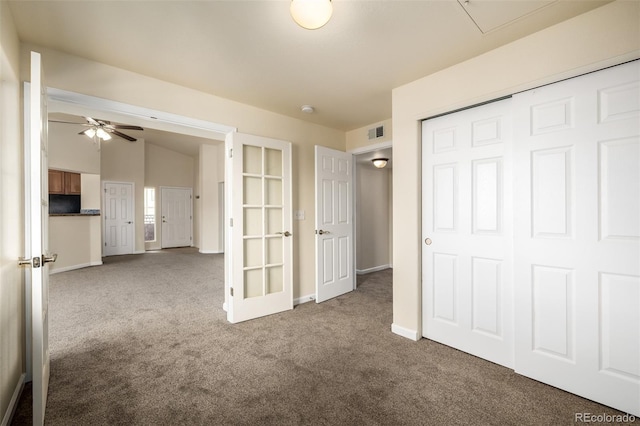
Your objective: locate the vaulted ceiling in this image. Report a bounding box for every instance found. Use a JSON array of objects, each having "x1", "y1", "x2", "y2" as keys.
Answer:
[{"x1": 8, "y1": 0, "x2": 610, "y2": 133}]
